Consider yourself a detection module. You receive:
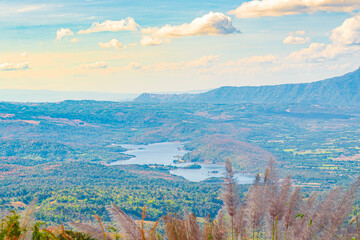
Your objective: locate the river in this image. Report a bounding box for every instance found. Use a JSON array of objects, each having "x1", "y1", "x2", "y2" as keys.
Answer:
[{"x1": 110, "y1": 142, "x2": 254, "y2": 184}]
